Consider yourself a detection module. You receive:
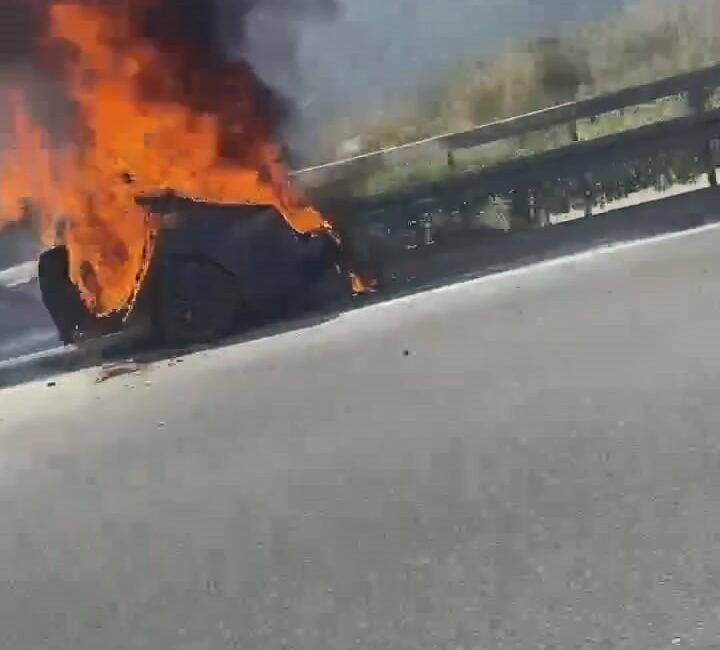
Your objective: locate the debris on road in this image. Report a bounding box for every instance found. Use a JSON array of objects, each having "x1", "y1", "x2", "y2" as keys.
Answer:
[{"x1": 96, "y1": 361, "x2": 140, "y2": 384}]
